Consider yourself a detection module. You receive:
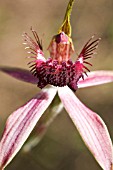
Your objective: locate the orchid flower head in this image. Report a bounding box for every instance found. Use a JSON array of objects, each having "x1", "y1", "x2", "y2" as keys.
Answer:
[
  {"x1": 23, "y1": 0, "x2": 100, "y2": 91},
  {"x1": 0, "y1": 0, "x2": 113, "y2": 170}
]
